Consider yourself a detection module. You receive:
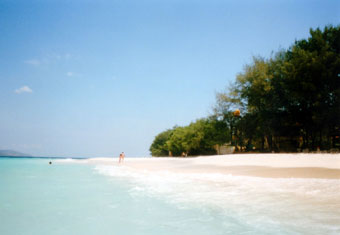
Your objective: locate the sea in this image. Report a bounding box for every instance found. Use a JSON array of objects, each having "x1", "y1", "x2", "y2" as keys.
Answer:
[{"x1": 1, "y1": 157, "x2": 339, "y2": 235}]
